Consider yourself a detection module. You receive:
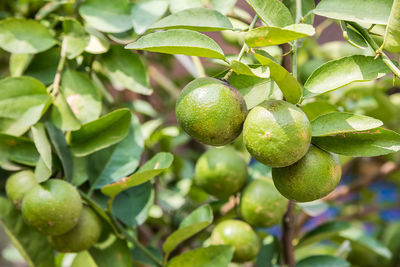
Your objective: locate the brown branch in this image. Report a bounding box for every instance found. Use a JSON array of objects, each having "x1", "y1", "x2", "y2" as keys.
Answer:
[{"x1": 282, "y1": 200, "x2": 296, "y2": 267}]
